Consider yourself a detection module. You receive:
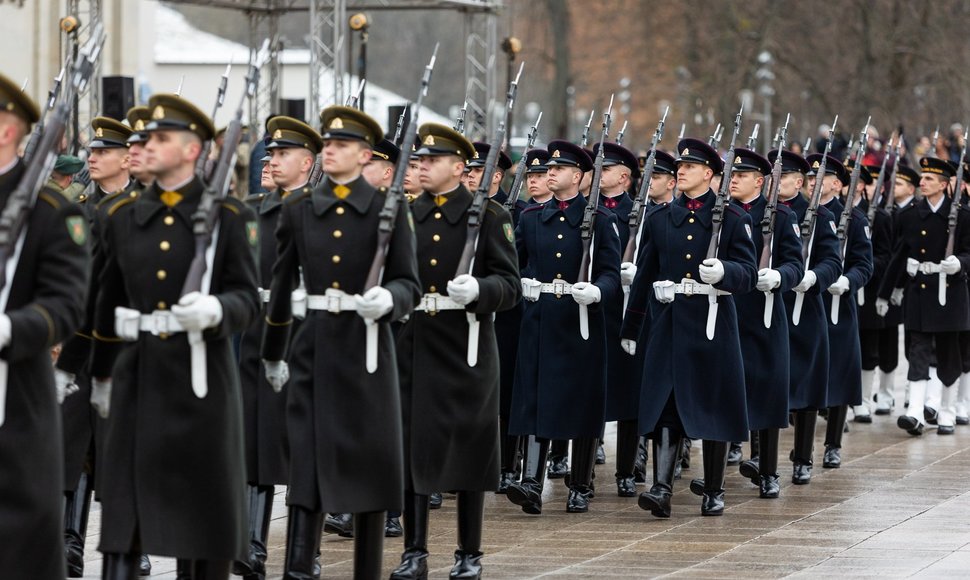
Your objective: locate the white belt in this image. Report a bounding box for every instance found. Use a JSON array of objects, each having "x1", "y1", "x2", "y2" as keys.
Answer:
[
  {"x1": 917, "y1": 262, "x2": 943, "y2": 275},
  {"x1": 667, "y1": 280, "x2": 729, "y2": 297},
  {"x1": 414, "y1": 293, "x2": 465, "y2": 314},
  {"x1": 306, "y1": 289, "x2": 358, "y2": 313},
  {"x1": 258, "y1": 288, "x2": 271, "y2": 303},
  {"x1": 653, "y1": 279, "x2": 730, "y2": 341},
  {"x1": 138, "y1": 311, "x2": 186, "y2": 335},
  {"x1": 539, "y1": 281, "x2": 574, "y2": 296}
]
